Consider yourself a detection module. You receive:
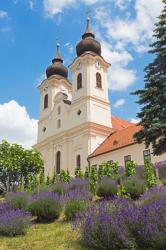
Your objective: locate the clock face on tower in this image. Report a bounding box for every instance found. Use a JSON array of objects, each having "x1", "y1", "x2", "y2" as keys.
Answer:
[
  {"x1": 95, "y1": 61, "x2": 101, "y2": 69},
  {"x1": 77, "y1": 62, "x2": 82, "y2": 70}
]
